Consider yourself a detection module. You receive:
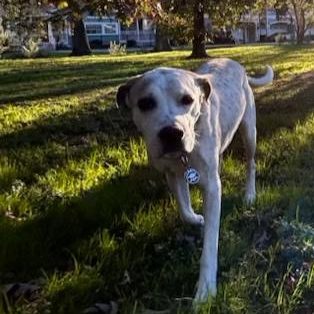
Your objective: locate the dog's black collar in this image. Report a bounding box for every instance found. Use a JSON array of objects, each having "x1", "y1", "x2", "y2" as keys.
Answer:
[{"x1": 180, "y1": 154, "x2": 189, "y2": 168}]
